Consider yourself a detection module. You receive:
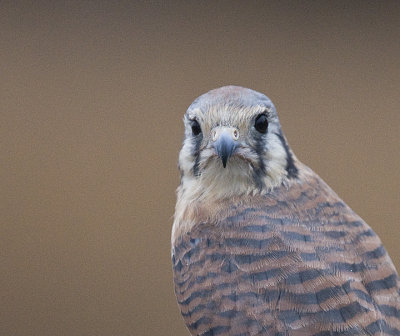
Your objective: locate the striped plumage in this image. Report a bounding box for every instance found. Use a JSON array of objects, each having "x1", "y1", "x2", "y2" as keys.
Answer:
[{"x1": 172, "y1": 86, "x2": 400, "y2": 335}]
